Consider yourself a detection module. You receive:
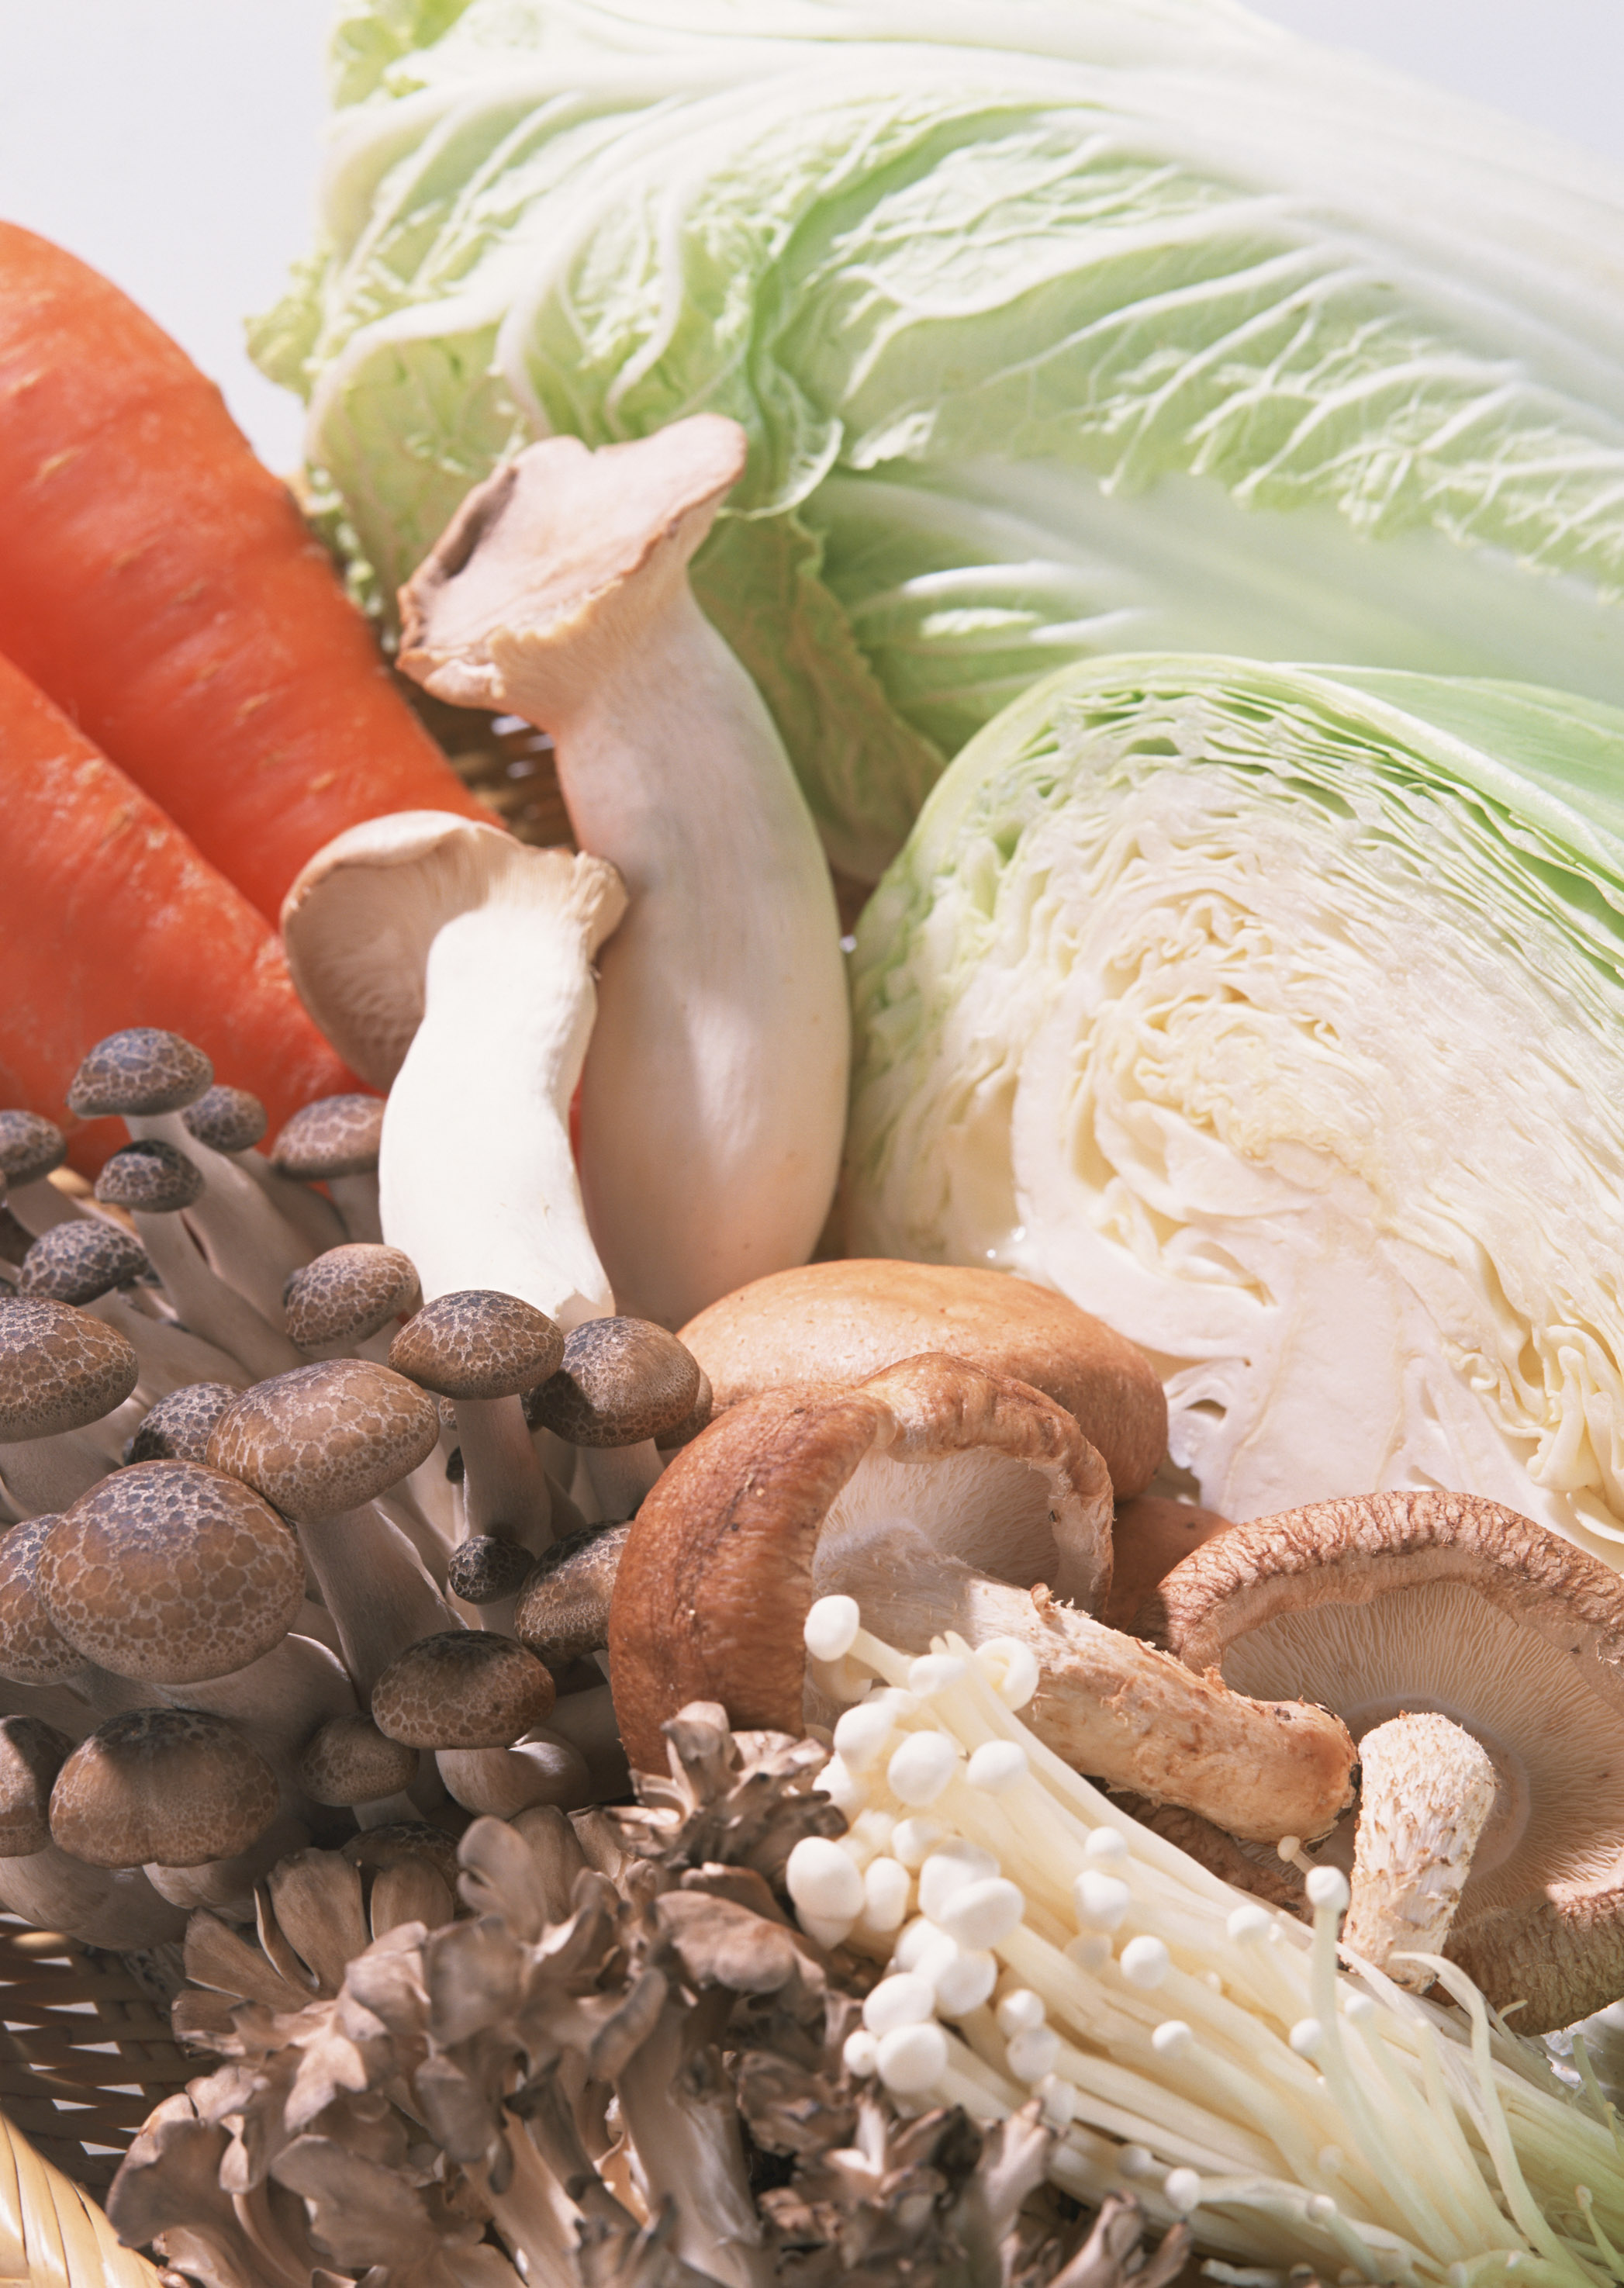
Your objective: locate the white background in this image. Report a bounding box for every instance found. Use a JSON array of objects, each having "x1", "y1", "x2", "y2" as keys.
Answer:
[{"x1": 0, "y1": 0, "x2": 1619, "y2": 472}]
